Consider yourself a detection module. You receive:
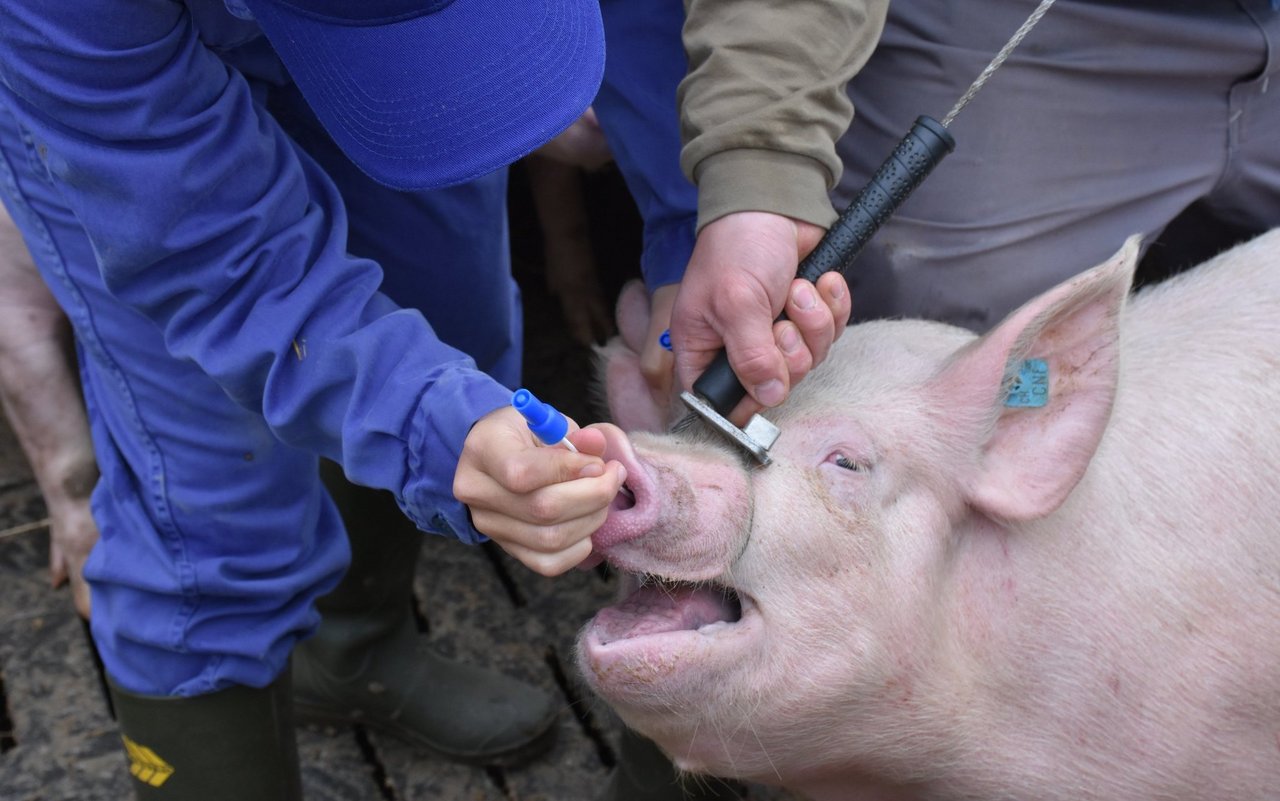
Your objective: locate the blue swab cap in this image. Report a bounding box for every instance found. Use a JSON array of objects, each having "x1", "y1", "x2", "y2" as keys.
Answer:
[{"x1": 512, "y1": 388, "x2": 570, "y2": 446}]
